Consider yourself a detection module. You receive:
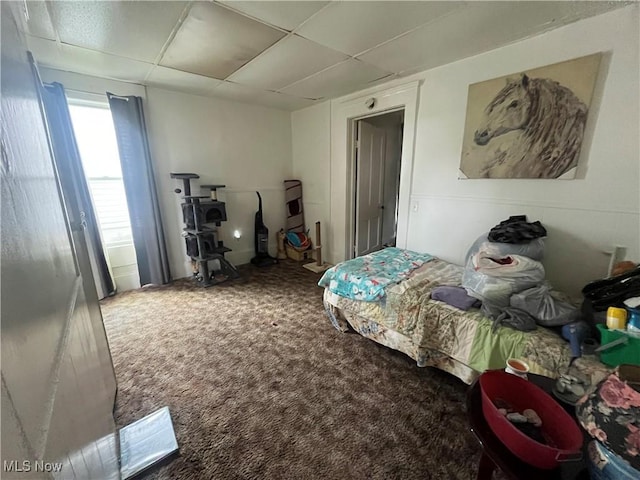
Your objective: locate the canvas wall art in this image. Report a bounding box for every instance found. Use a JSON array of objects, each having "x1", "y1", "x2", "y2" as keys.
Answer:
[{"x1": 459, "y1": 53, "x2": 601, "y2": 179}]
